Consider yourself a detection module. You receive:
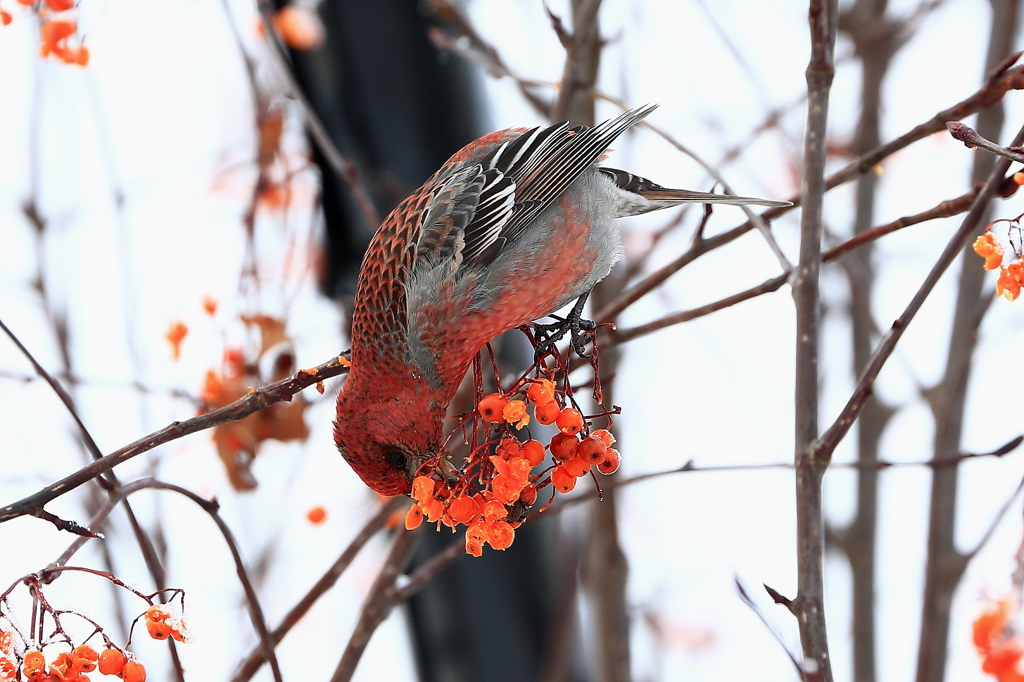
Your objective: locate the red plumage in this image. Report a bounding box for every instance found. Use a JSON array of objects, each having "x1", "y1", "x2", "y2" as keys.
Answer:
[{"x1": 334, "y1": 104, "x2": 787, "y2": 495}]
